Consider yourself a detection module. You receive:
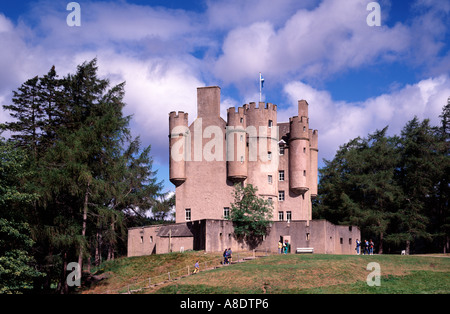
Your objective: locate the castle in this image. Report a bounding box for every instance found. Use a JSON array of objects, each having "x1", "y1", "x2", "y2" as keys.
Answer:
[{"x1": 128, "y1": 86, "x2": 360, "y2": 256}]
